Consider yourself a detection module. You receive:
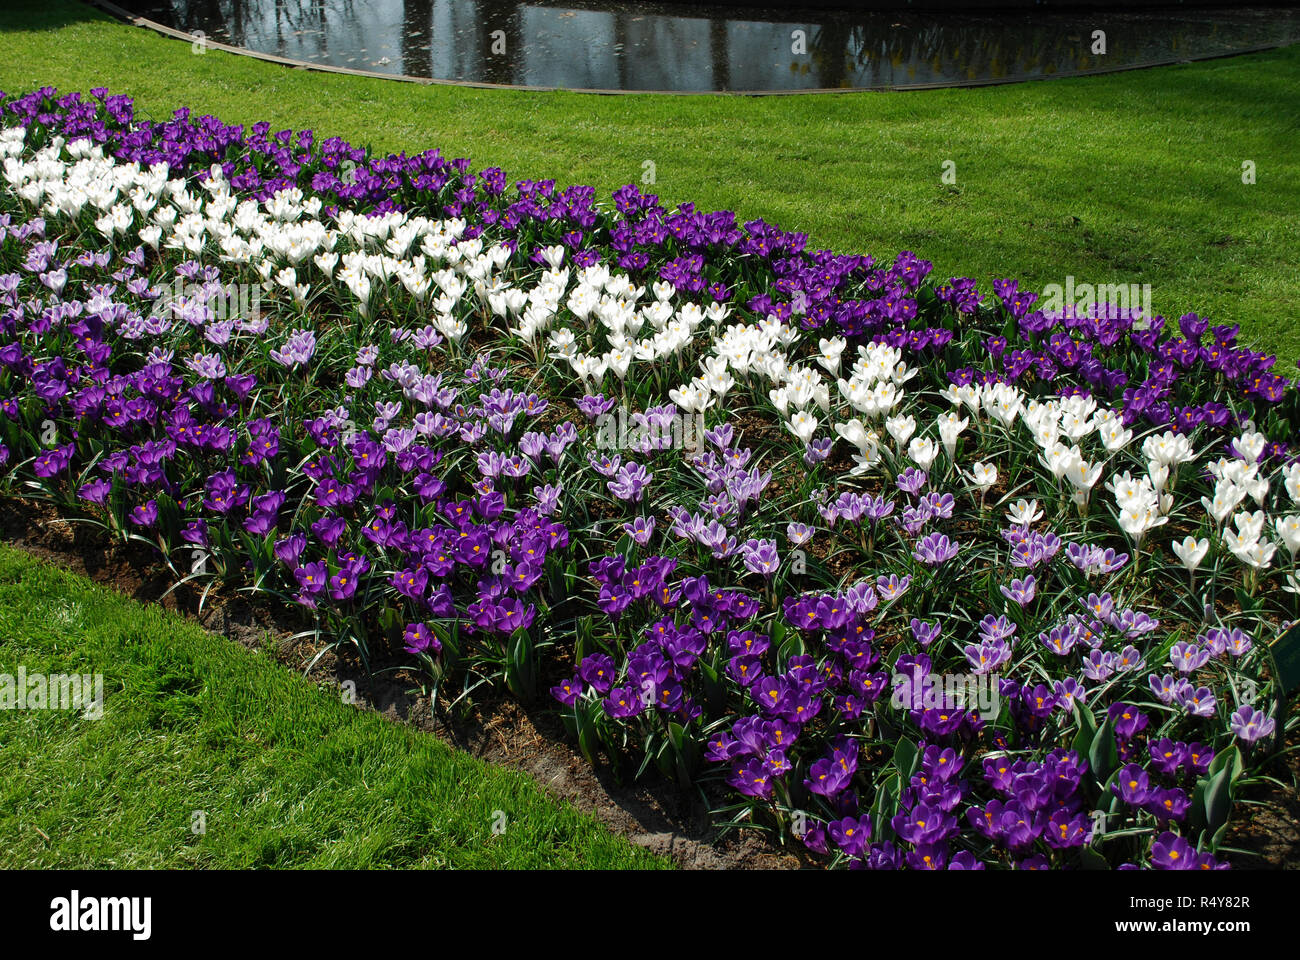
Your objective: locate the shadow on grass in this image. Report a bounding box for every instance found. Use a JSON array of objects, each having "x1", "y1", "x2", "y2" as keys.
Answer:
[{"x1": 0, "y1": 0, "x2": 108, "y2": 33}]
